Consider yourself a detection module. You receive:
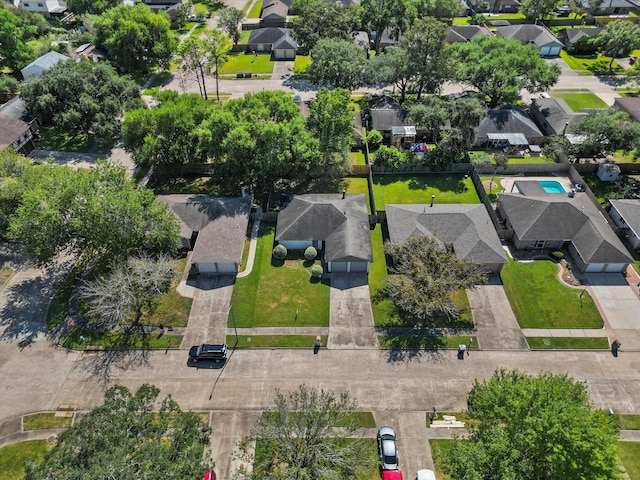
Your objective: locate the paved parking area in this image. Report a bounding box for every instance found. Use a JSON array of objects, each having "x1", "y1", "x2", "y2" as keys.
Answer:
[{"x1": 329, "y1": 274, "x2": 379, "y2": 349}]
